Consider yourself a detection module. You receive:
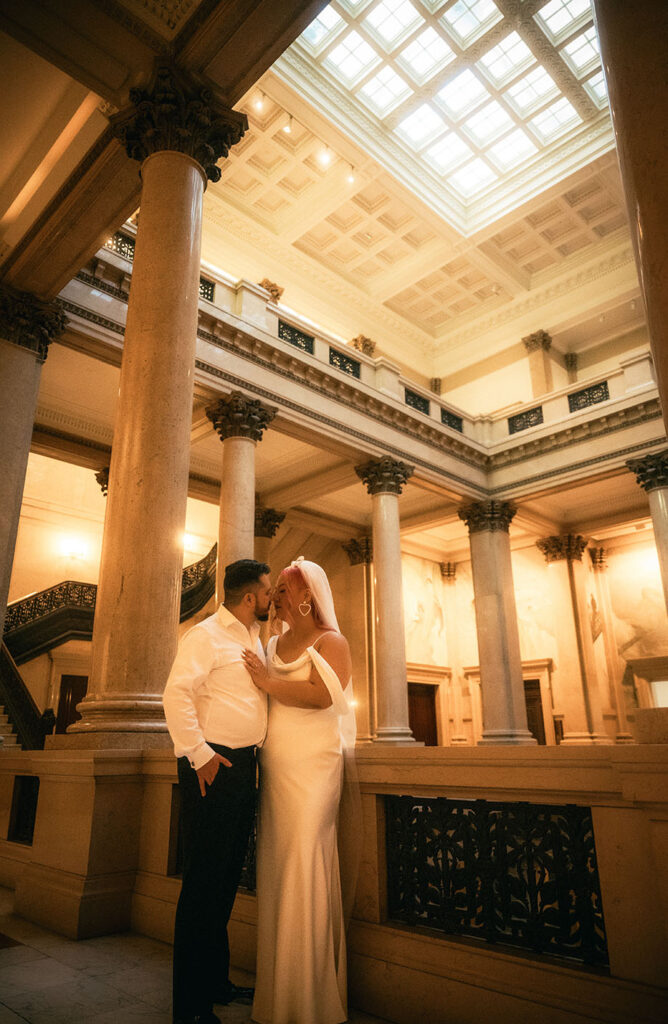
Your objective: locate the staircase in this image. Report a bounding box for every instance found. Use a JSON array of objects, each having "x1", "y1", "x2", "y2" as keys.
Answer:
[{"x1": 0, "y1": 706, "x2": 19, "y2": 749}]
